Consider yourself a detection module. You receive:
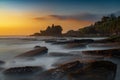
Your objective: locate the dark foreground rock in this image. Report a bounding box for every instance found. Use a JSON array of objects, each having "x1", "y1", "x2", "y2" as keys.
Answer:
[
  {"x1": 68, "y1": 61, "x2": 117, "y2": 80},
  {"x1": 37, "y1": 61, "x2": 83, "y2": 80},
  {"x1": 3, "y1": 66, "x2": 43, "y2": 76},
  {"x1": 36, "y1": 60, "x2": 116, "y2": 80},
  {"x1": 82, "y1": 48, "x2": 120, "y2": 57},
  {"x1": 16, "y1": 47, "x2": 48, "y2": 57}
]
